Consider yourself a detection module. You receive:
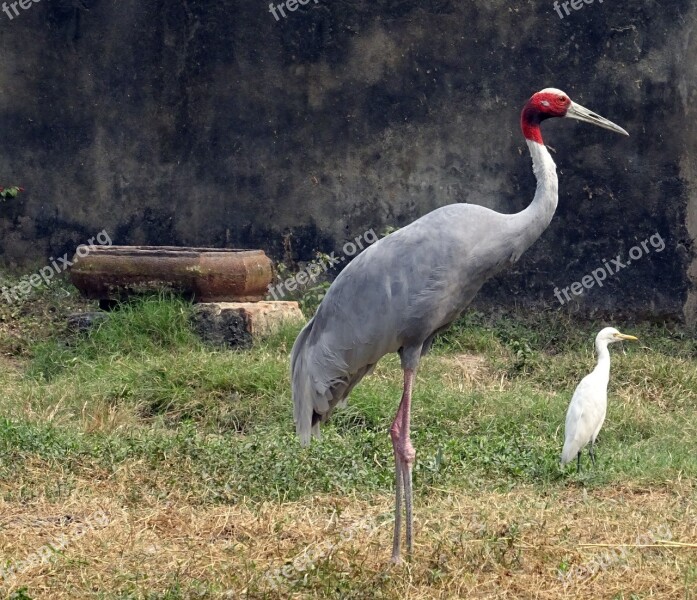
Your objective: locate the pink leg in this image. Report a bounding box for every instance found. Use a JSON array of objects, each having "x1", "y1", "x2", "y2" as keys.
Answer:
[{"x1": 390, "y1": 368, "x2": 416, "y2": 563}]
